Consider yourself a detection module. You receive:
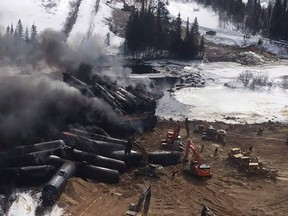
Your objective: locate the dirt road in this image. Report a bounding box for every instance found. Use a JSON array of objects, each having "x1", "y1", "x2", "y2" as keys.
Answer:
[{"x1": 59, "y1": 120, "x2": 288, "y2": 216}]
